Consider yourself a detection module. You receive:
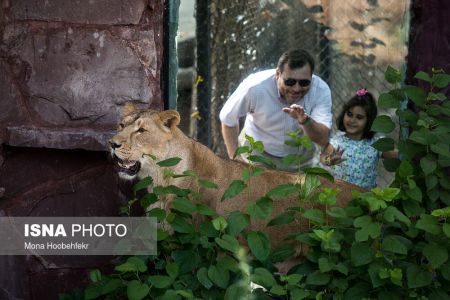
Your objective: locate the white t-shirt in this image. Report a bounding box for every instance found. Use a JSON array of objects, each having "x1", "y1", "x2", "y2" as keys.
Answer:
[{"x1": 219, "y1": 69, "x2": 332, "y2": 158}]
